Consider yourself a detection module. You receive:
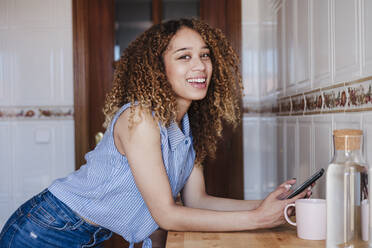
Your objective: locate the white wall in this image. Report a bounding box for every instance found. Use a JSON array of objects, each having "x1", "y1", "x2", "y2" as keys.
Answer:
[
  {"x1": 242, "y1": 0, "x2": 372, "y2": 199},
  {"x1": 277, "y1": 0, "x2": 372, "y2": 198},
  {"x1": 242, "y1": 0, "x2": 279, "y2": 199},
  {"x1": 0, "y1": 0, "x2": 75, "y2": 228},
  {"x1": 243, "y1": 115, "x2": 278, "y2": 199}
]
